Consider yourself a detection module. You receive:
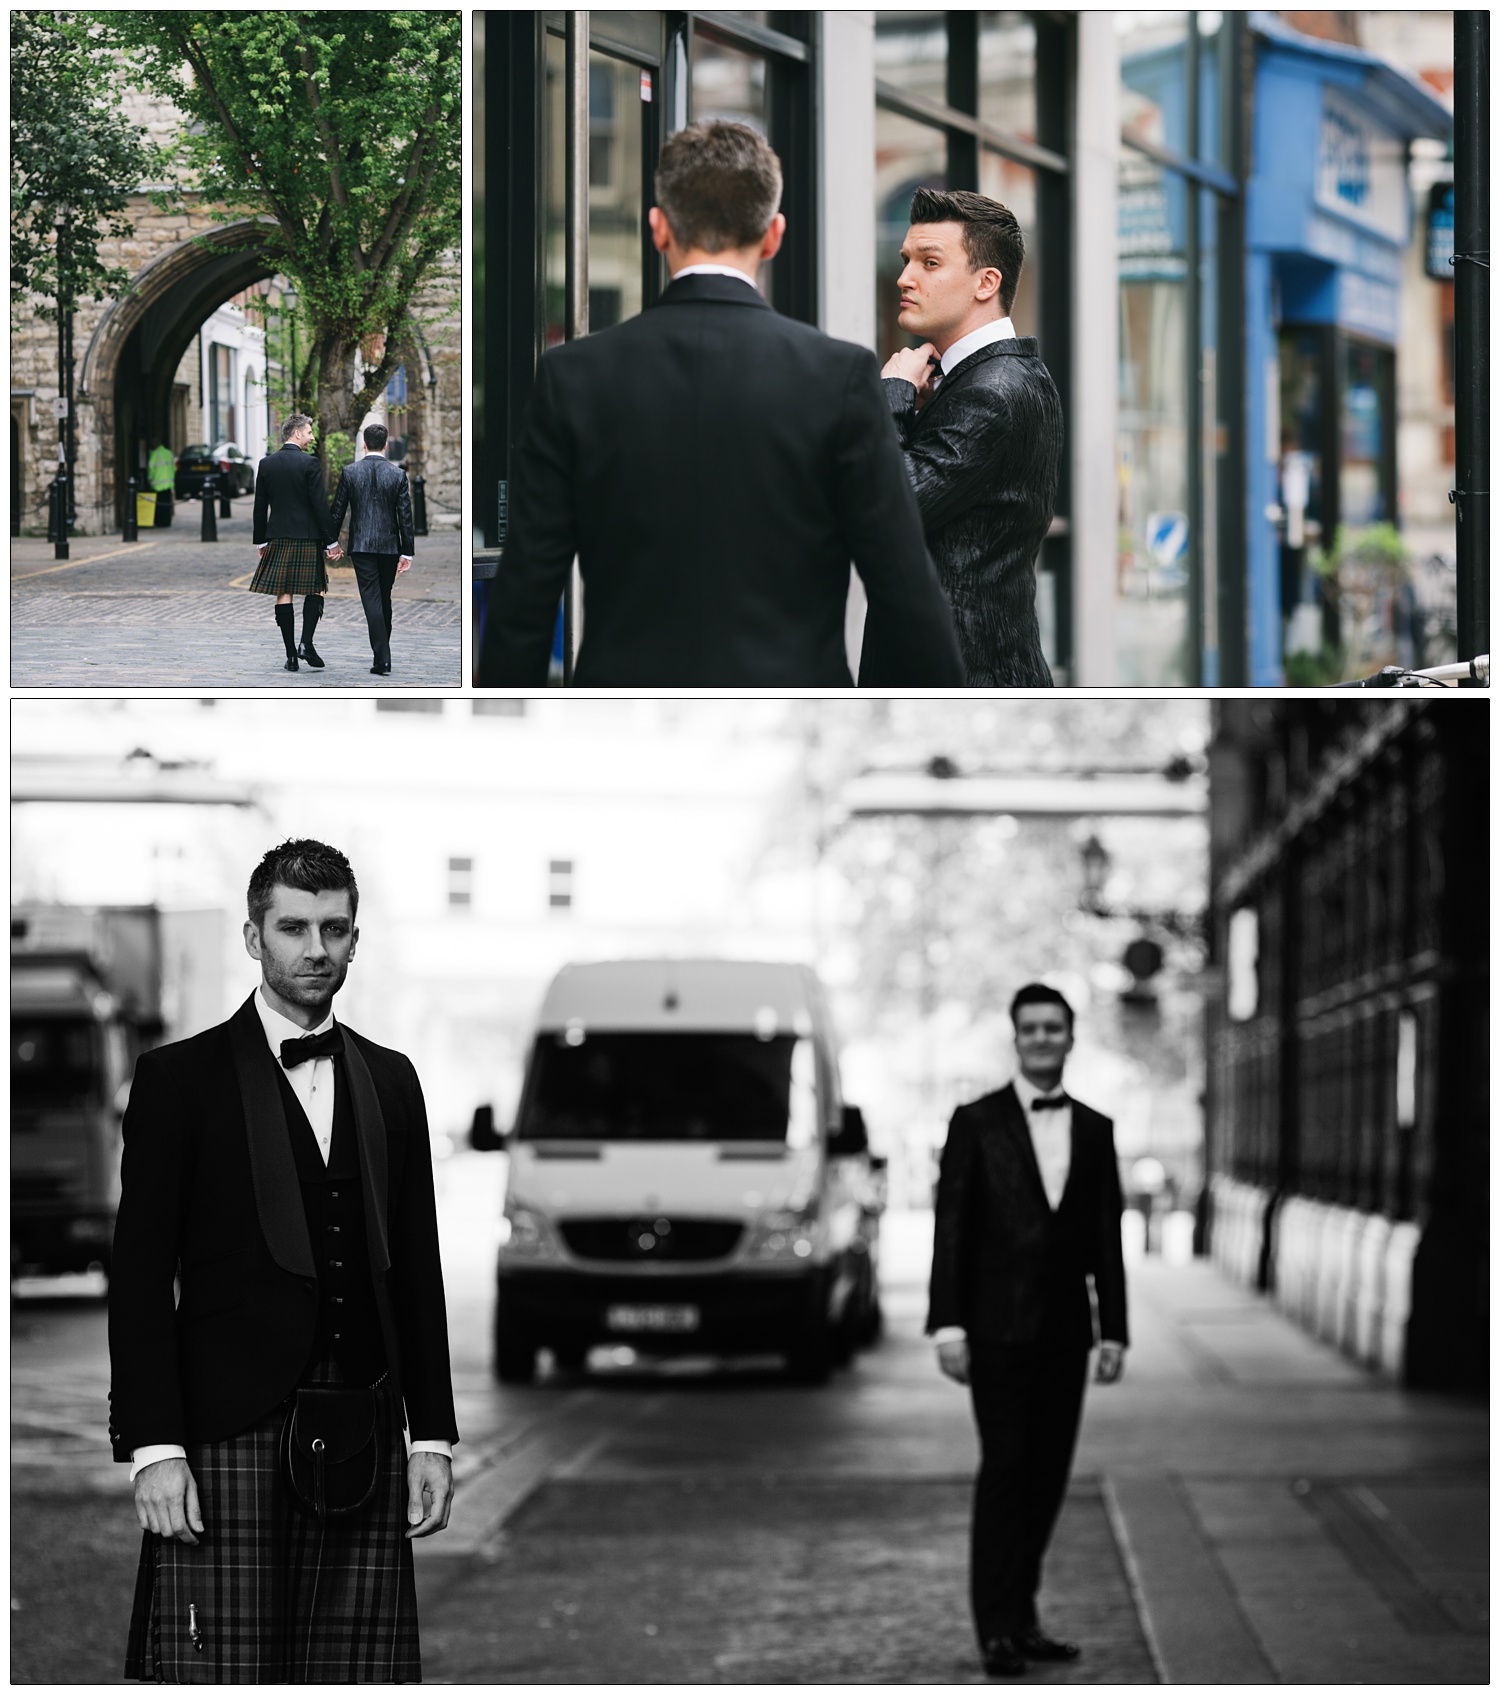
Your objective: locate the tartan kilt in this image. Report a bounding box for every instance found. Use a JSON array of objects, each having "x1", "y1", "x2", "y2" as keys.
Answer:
[
  {"x1": 249, "y1": 538, "x2": 328, "y2": 598},
  {"x1": 125, "y1": 1368, "x2": 419, "y2": 1683}
]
